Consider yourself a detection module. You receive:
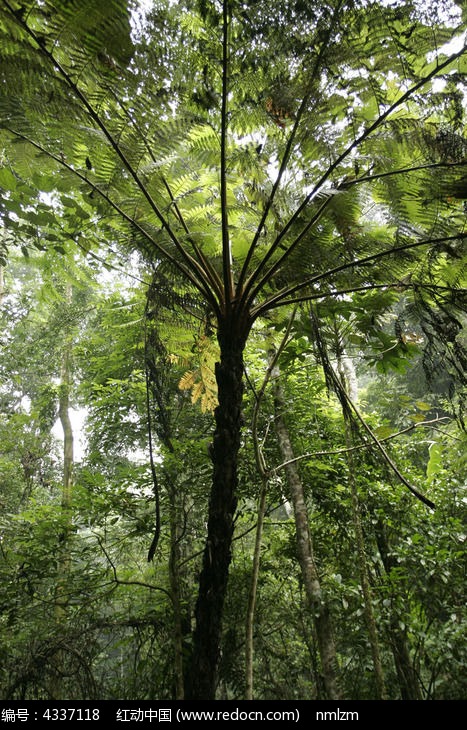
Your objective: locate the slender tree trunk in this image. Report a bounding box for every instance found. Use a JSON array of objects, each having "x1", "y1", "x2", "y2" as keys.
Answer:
[
  {"x1": 0, "y1": 265, "x2": 4, "y2": 308},
  {"x1": 56, "y1": 284, "x2": 74, "y2": 618},
  {"x1": 58, "y1": 353, "x2": 74, "y2": 548},
  {"x1": 168, "y1": 481, "x2": 185, "y2": 700},
  {"x1": 271, "y1": 362, "x2": 341, "y2": 700},
  {"x1": 186, "y1": 323, "x2": 246, "y2": 700},
  {"x1": 374, "y1": 521, "x2": 423, "y2": 699},
  {"x1": 51, "y1": 283, "x2": 74, "y2": 697},
  {"x1": 245, "y1": 478, "x2": 267, "y2": 700},
  {"x1": 346, "y1": 446, "x2": 387, "y2": 699},
  {"x1": 144, "y1": 310, "x2": 193, "y2": 700},
  {"x1": 336, "y1": 356, "x2": 387, "y2": 700},
  {"x1": 245, "y1": 318, "x2": 296, "y2": 700}
]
